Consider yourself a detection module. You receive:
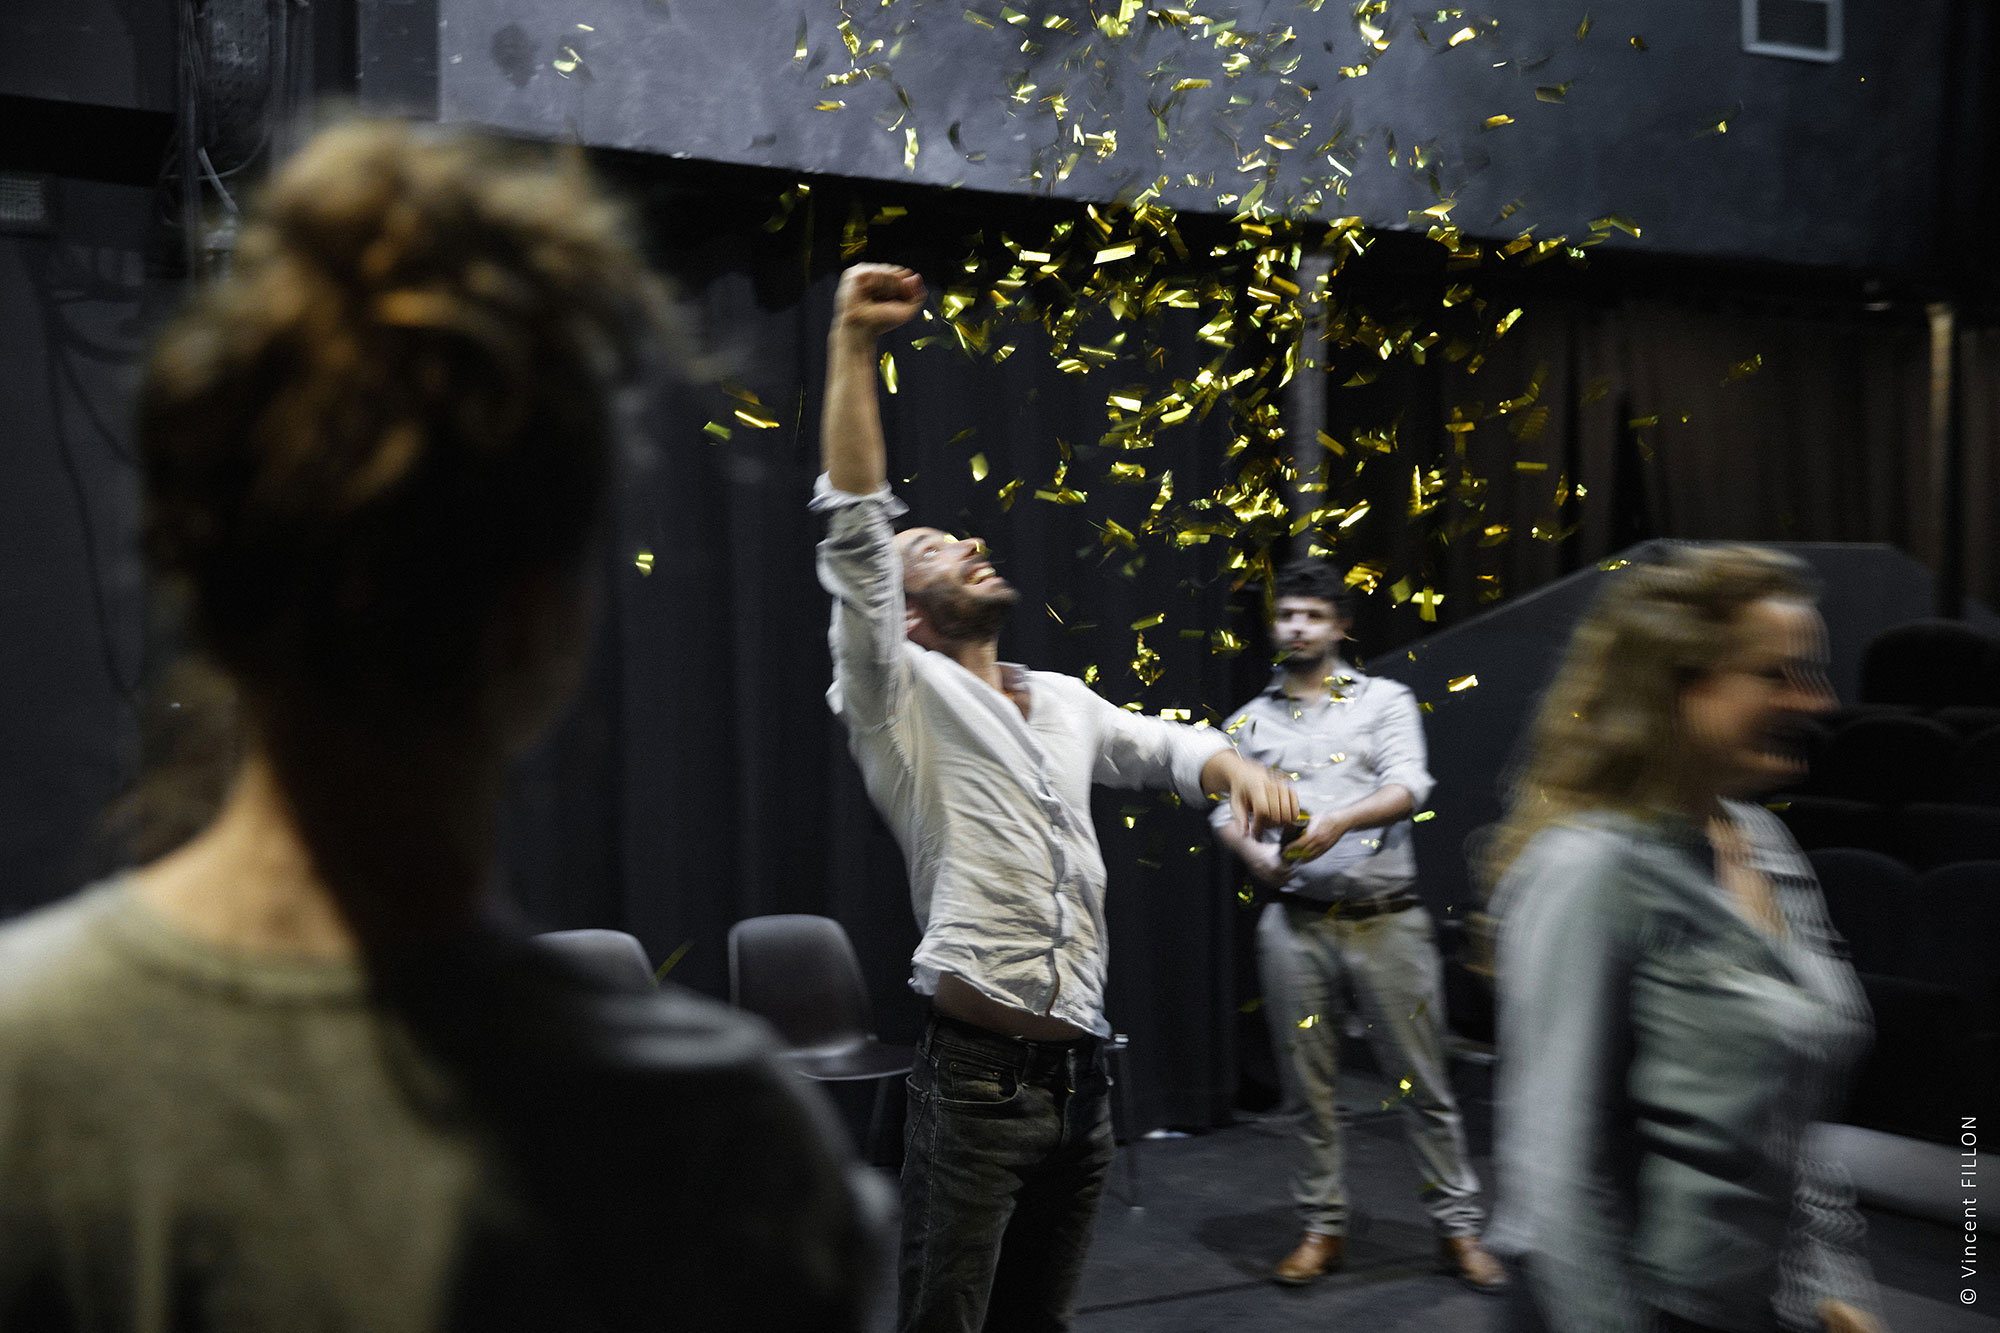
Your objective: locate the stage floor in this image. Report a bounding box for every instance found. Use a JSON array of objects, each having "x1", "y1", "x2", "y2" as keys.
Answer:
[
  {"x1": 1072, "y1": 1068, "x2": 1993, "y2": 1332},
  {"x1": 856, "y1": 1062, "x2": 1992, "y2": 1330}
]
